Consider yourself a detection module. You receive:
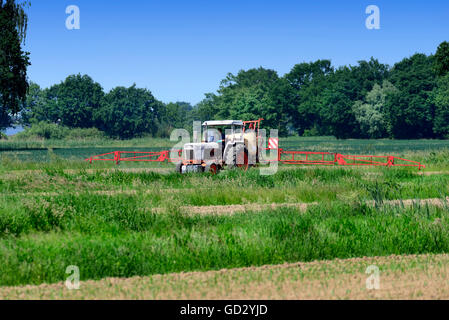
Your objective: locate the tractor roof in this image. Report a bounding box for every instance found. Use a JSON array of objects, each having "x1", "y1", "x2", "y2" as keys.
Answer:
[{"x1": 202, "y1": 120, "x2": 243, "y2": 126}]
